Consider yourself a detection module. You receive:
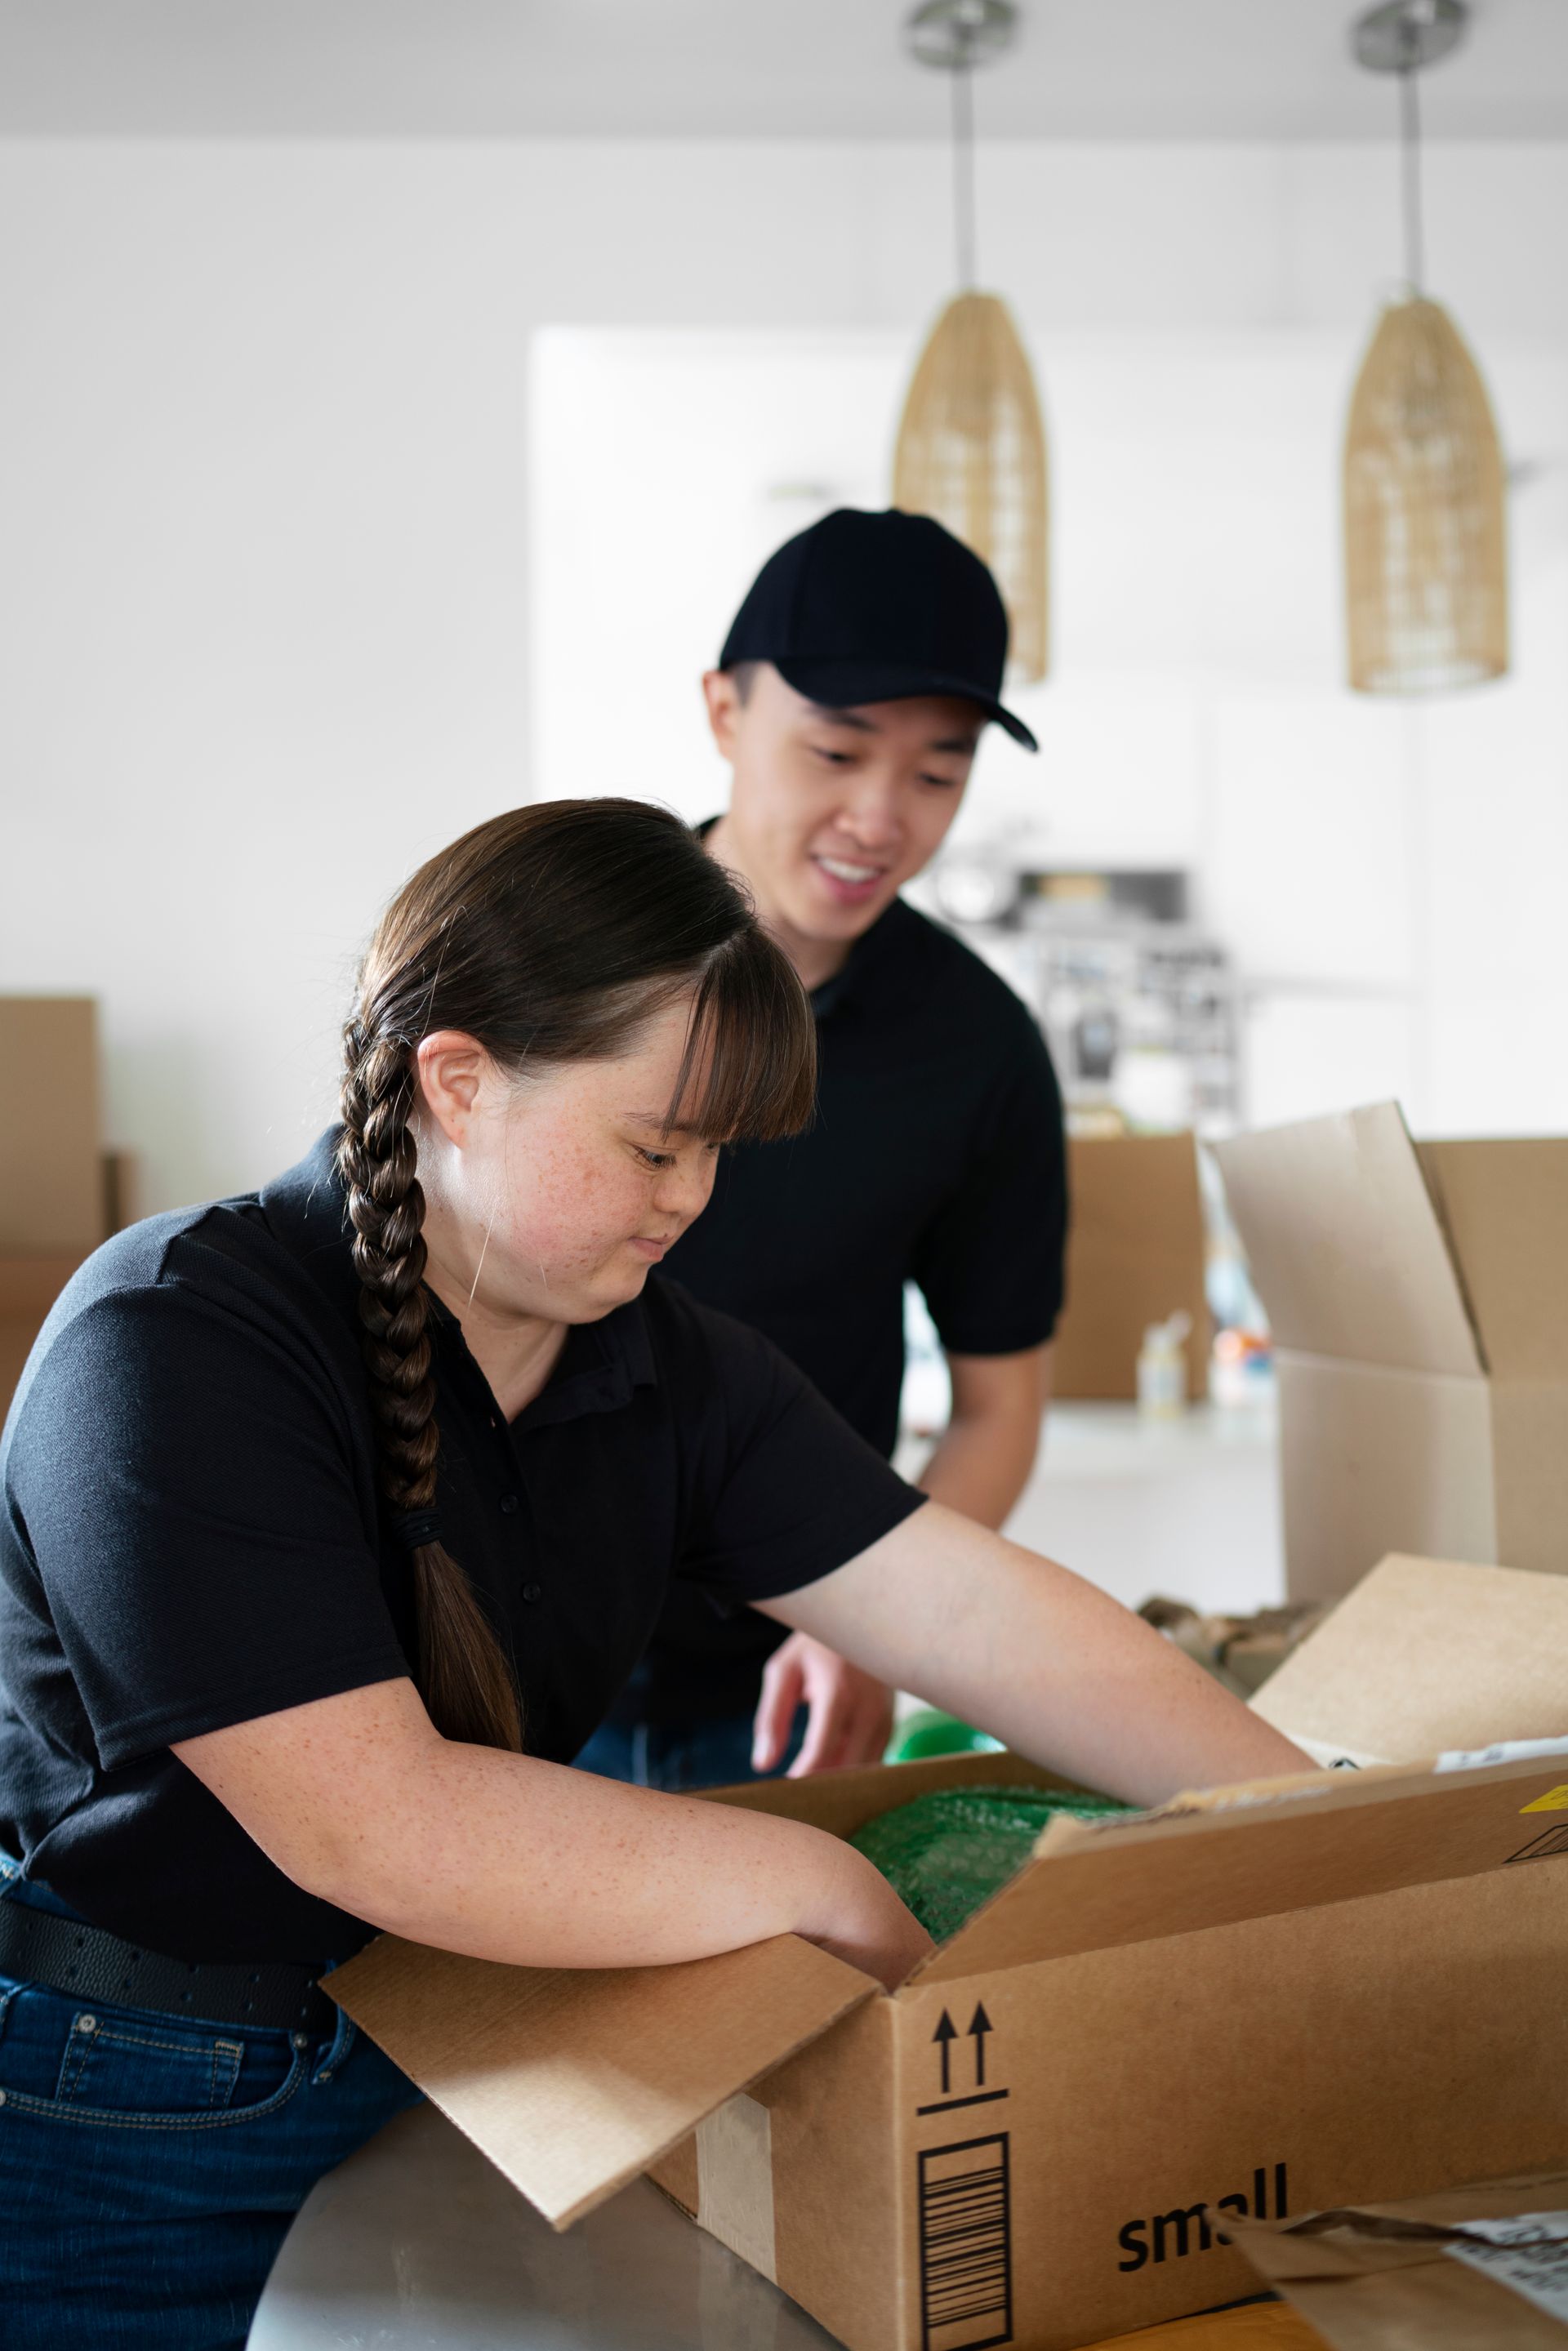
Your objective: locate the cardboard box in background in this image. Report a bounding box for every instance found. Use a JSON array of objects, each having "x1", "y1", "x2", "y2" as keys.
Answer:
[
  {"x1": 1223, "y1": 2172, "x2": 1568, "y2": 2348},
  {"x1": 1214, "y1": 1102, "x2": 1568, "y2": 1602},
  {"x1": 331, "y1": 1556, "x2": 1568, "y2": 2351},
  {"x1": 1053, "y1": 1133, "x2": 1210, "y2": 1401},
  {"x1": 0, "y1": 997, "x2": 120, "y2": 1423},
  {"x1": 0, "y1": 997, "x2": 103, "y2": 1253}
]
